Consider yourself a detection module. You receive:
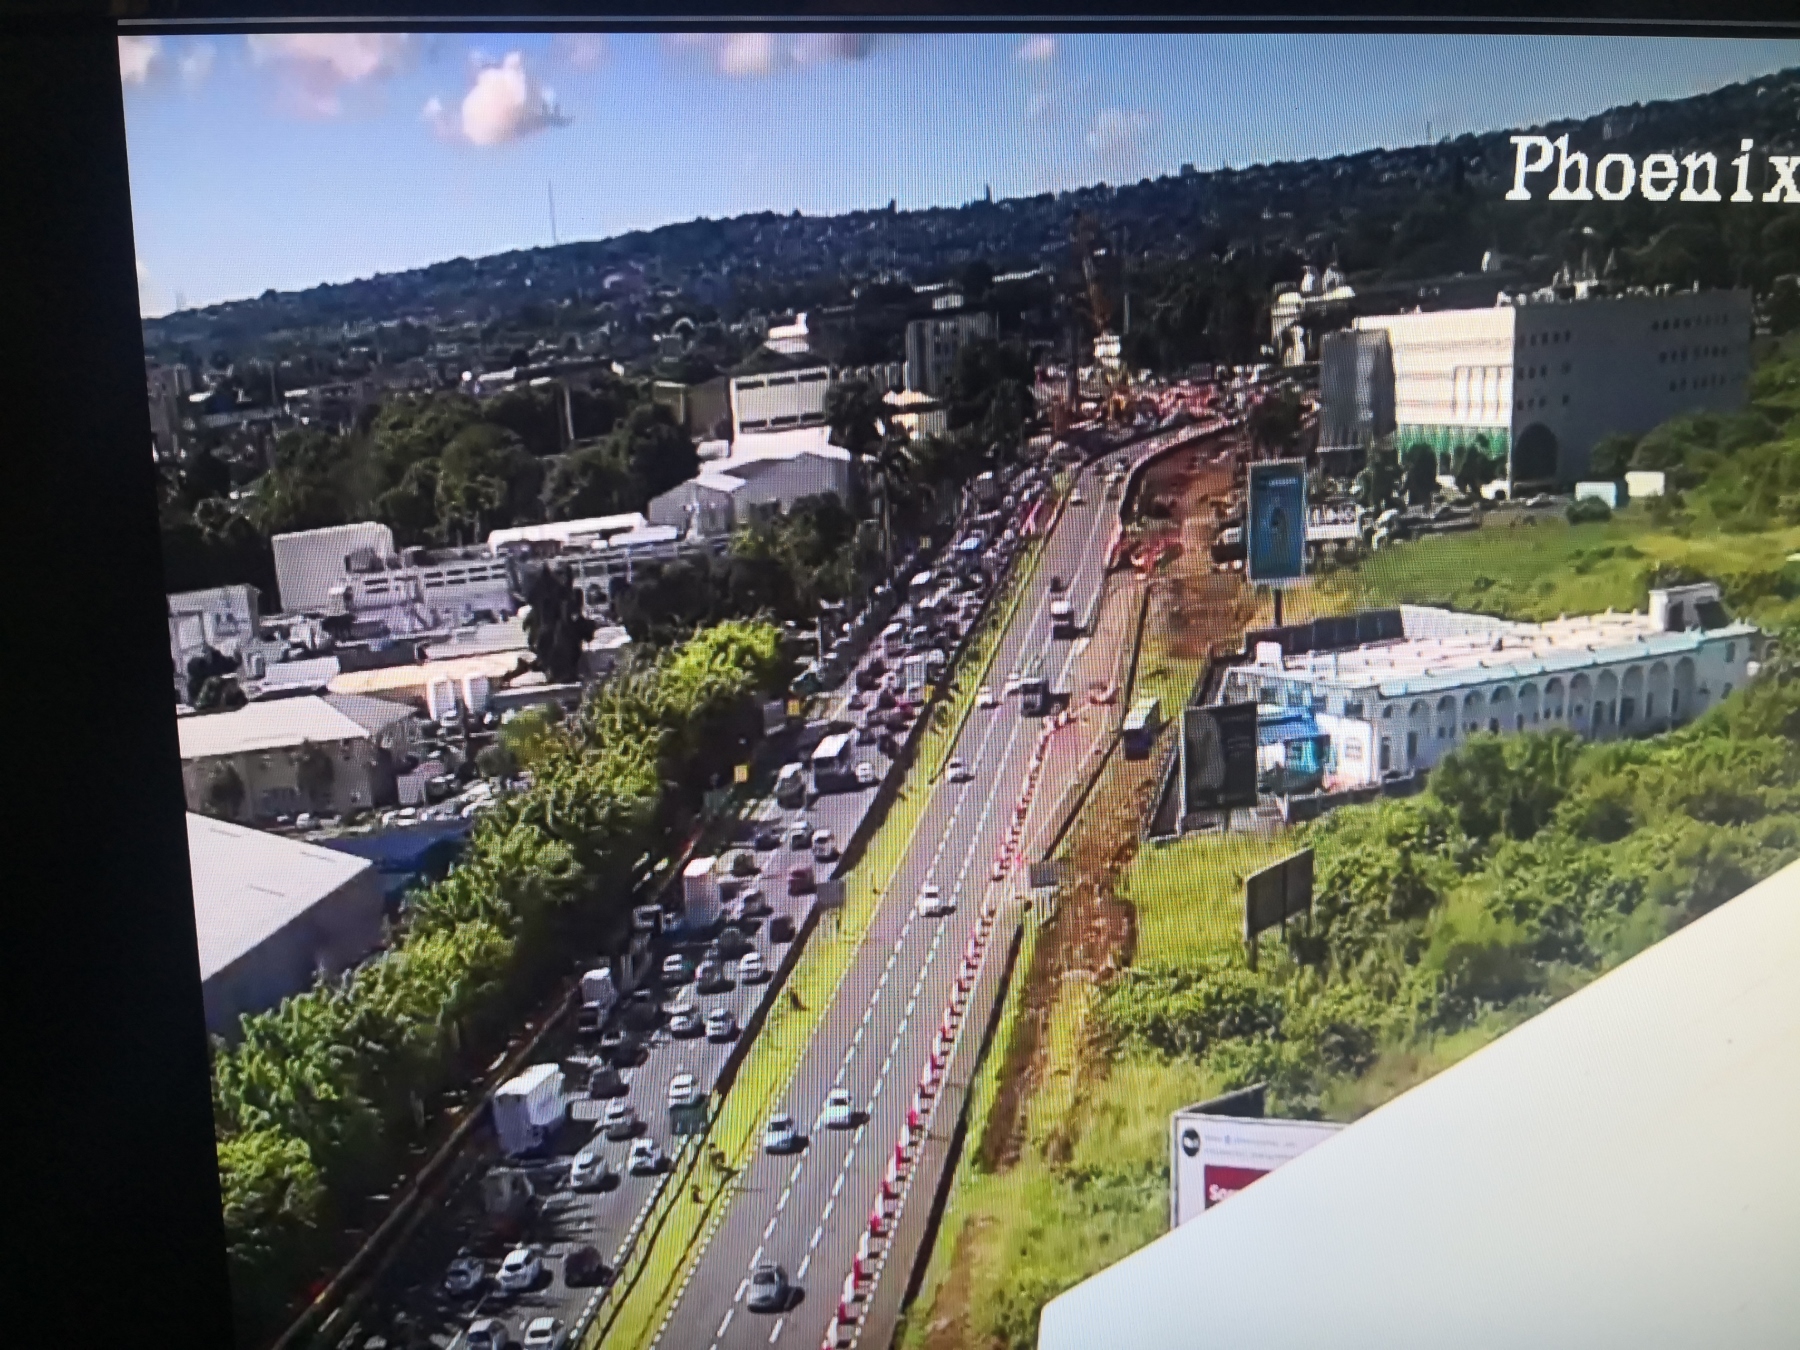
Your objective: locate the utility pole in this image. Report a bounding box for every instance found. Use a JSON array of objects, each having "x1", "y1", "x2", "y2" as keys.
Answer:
[{"x1": 548, "y1": 181, "x2": 558, "y2": 246}]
